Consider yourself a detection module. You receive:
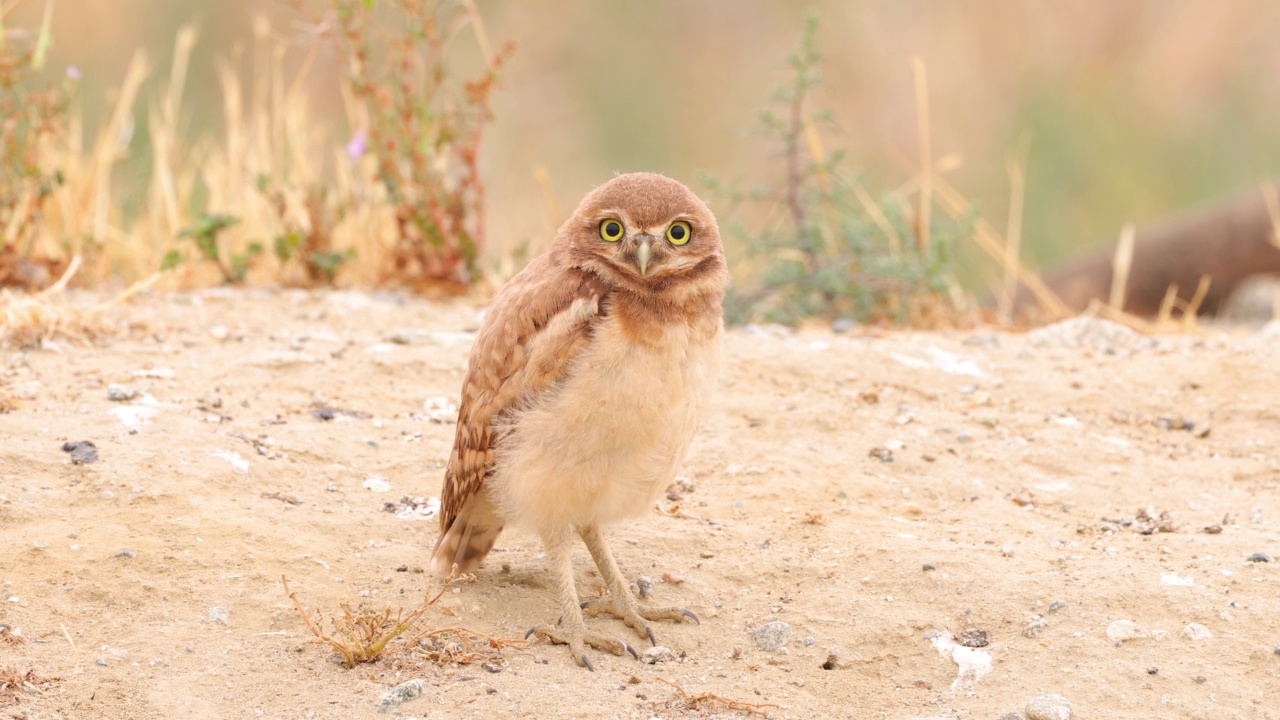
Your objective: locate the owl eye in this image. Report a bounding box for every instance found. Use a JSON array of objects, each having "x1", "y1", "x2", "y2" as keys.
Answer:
[
  {"x1": 666, "y1": 221, "x2": 692, "y2": 246},
  {"x1": 600, "y1": 220, "x2": 624, "y2": 242}
]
